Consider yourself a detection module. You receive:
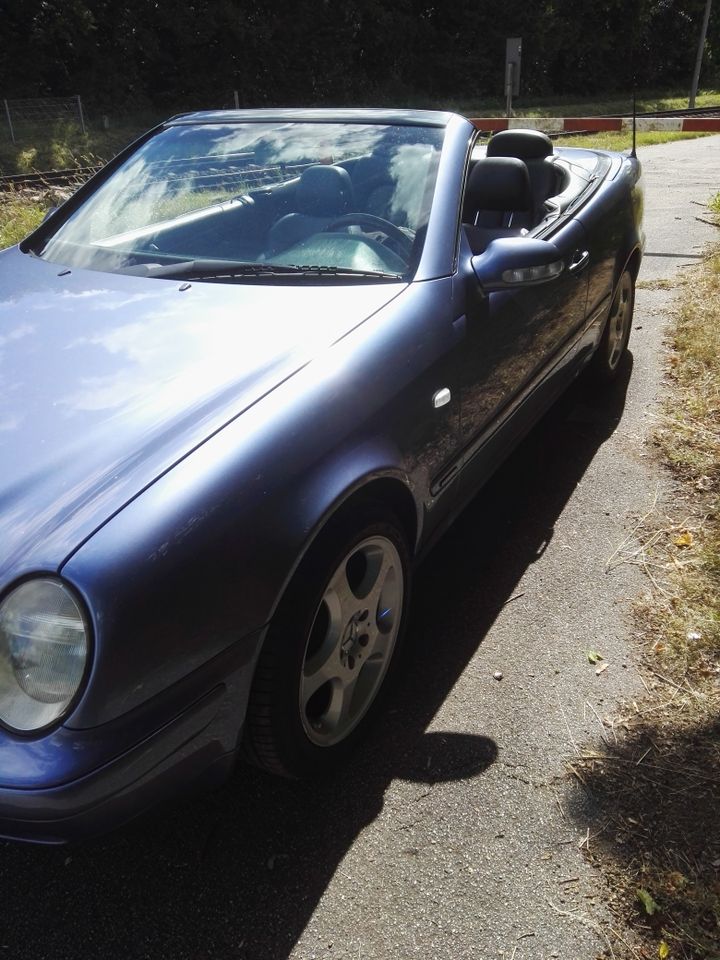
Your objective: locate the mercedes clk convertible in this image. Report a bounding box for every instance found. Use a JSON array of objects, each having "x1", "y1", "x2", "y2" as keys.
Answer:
[{"x1": 0, "y1": 109, "x2": 643, "y2": 841}]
